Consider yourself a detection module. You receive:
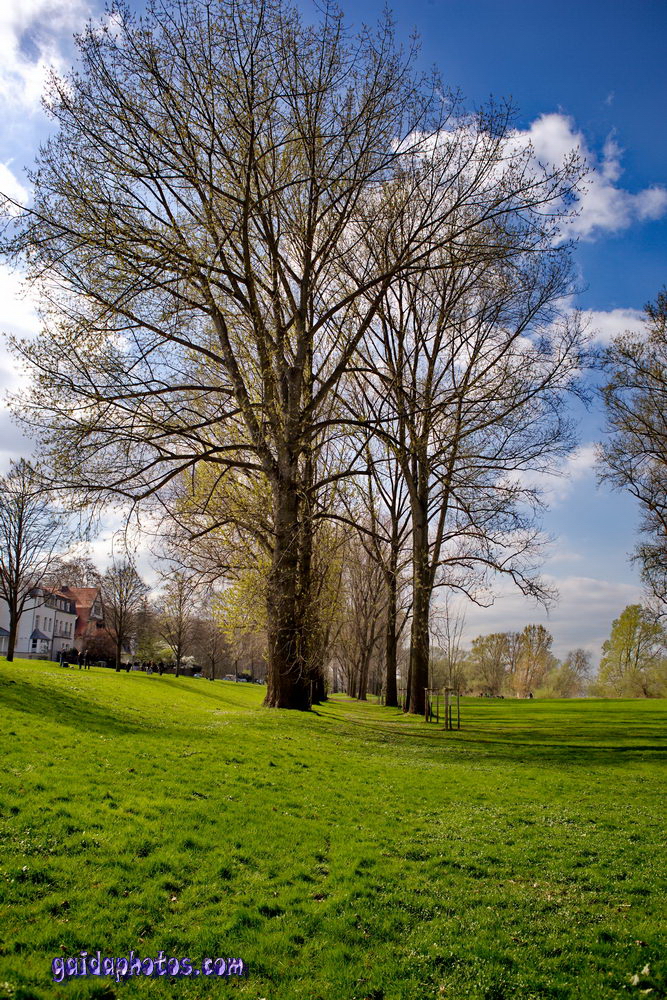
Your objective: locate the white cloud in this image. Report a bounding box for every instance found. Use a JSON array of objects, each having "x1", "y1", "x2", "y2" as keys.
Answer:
[
  {"x1": 0, "y1": 263, "x2": 41, "y2": 472},
  {"x1": 0, "y1": 161, "x2": 30, "y2": 210},
  {"x1": 0, "y1": 0, "x2": 90, "y2": 112},
  {"x1": 582, "y1": 306, "x2": 646, "y2": 345},
  {"x1": 517, "y1": 114, "x2": 667, "y2": 239}
]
